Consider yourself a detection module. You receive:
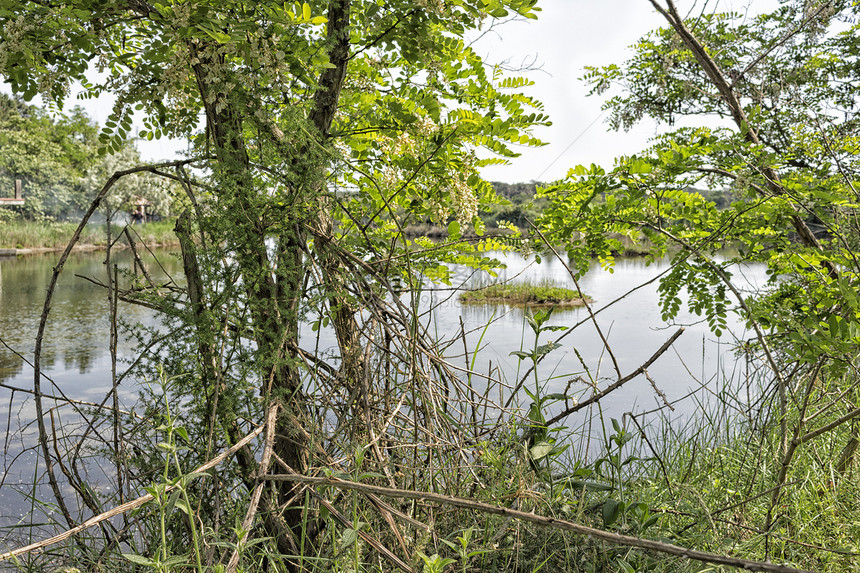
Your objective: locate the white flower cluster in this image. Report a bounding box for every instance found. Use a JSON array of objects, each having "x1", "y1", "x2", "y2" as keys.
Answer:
[
  {"x1": 381, "y1": 166, "x2": 401, "y2": 190},
  {"x1": 0, "y1": 13, "x2": 70, "y2": 99},
  {"x1": 155, "y1": 42, "x2": 198, "y2": 112},
  {"x1": 350, "y1": 73, "x2": 375, "y2": 91},
  {"x1": 152, "y1": 9, "x2": 297, "y2": 117},
  {"x1": 380, "y1": 132, "x2": 417, "y2": 155},
  {"x1": 415, "y1": 0, "x2": 445, "y2": 14},
  {"x1": 449, "y1": 173, "x2": 477, "y2": 226},
  {"x1": 448, "y1": 152, "x2": 479, "y2": 226},
  {"x1": 160, "y1": 39, "x2": 241, "y2": 115},
  {"x1": 173, "y1": 2, "x2": 193, "y2": 28},
  {"x1": 333, "y1": 139, "x2": 351, "y2": 158},
  {"x1": 414, "y1": 115, "x2": 437, "y2": 137},
  {"x1": 0, "y1": 16, "x2": 34, "y2": 66},
  {"x1": 427, "y1": 198, "x2": 451, "y2": 223}
]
